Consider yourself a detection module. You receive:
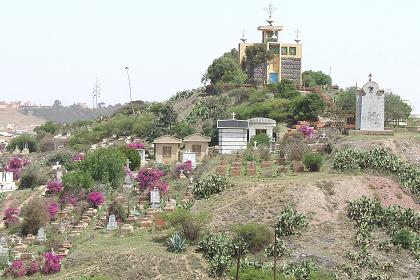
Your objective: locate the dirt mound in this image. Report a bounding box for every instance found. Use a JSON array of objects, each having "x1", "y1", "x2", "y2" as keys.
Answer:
[{"x1": 0, "y1": 108, "x2": 45, "y2": 126}]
